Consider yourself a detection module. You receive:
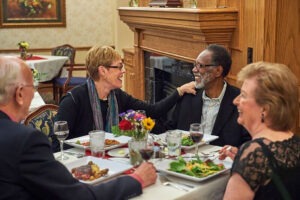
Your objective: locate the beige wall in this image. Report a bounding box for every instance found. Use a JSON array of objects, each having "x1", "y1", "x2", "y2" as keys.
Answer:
[
  {"x1": 114, "y1": 1, "x2": 134, "y2": 55},
  {"x1": 0, "y1": 0, "x2": 115, "y2": 49}
]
